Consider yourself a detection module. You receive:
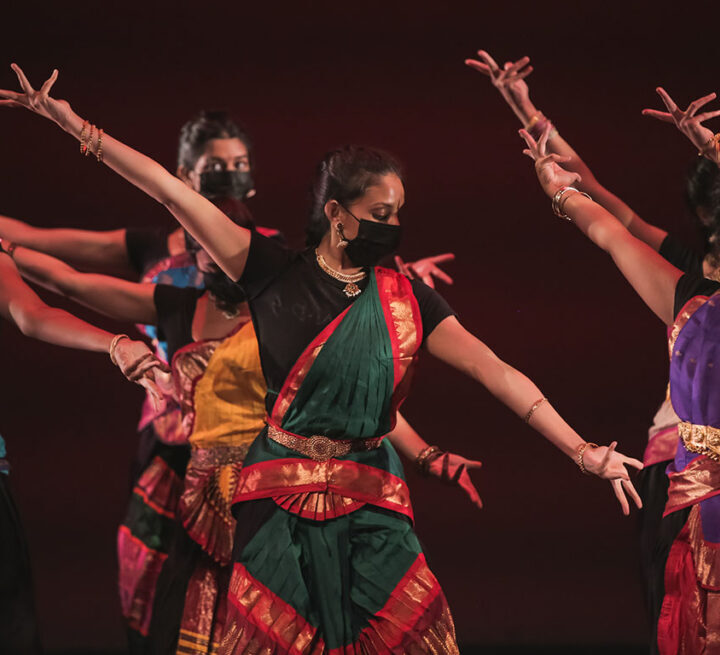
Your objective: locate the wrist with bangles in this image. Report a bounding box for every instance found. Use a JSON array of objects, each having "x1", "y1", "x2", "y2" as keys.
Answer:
[
  {"x1": 109, "y1": 333, "x2": 130, "y2": 366},
  {"x1": 575, "y1": 442, "x2": 600, "y2": 475},
  {"x1": 415, "y1": 445, "x2": 444, "y2": 476},
  {"x1": 525, "y1": 112, "x2": 559, "y2": 141},
  {"x1": 79, "y1": 120, "x2": 104, "y2": 162},
  {"x1": 551, "y1": 186, "x2": 592, "y2": 222}
]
